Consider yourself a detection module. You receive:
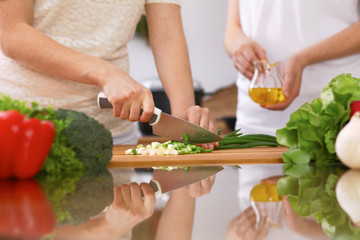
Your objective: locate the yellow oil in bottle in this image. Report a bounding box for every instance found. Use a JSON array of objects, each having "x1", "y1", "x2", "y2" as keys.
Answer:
[
  {"x1": 250, "y1": 183, "x2": 283, "y2": 202},
  {"x1": 248, "y1": 88, "x2": 286, "y2": 105}
]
